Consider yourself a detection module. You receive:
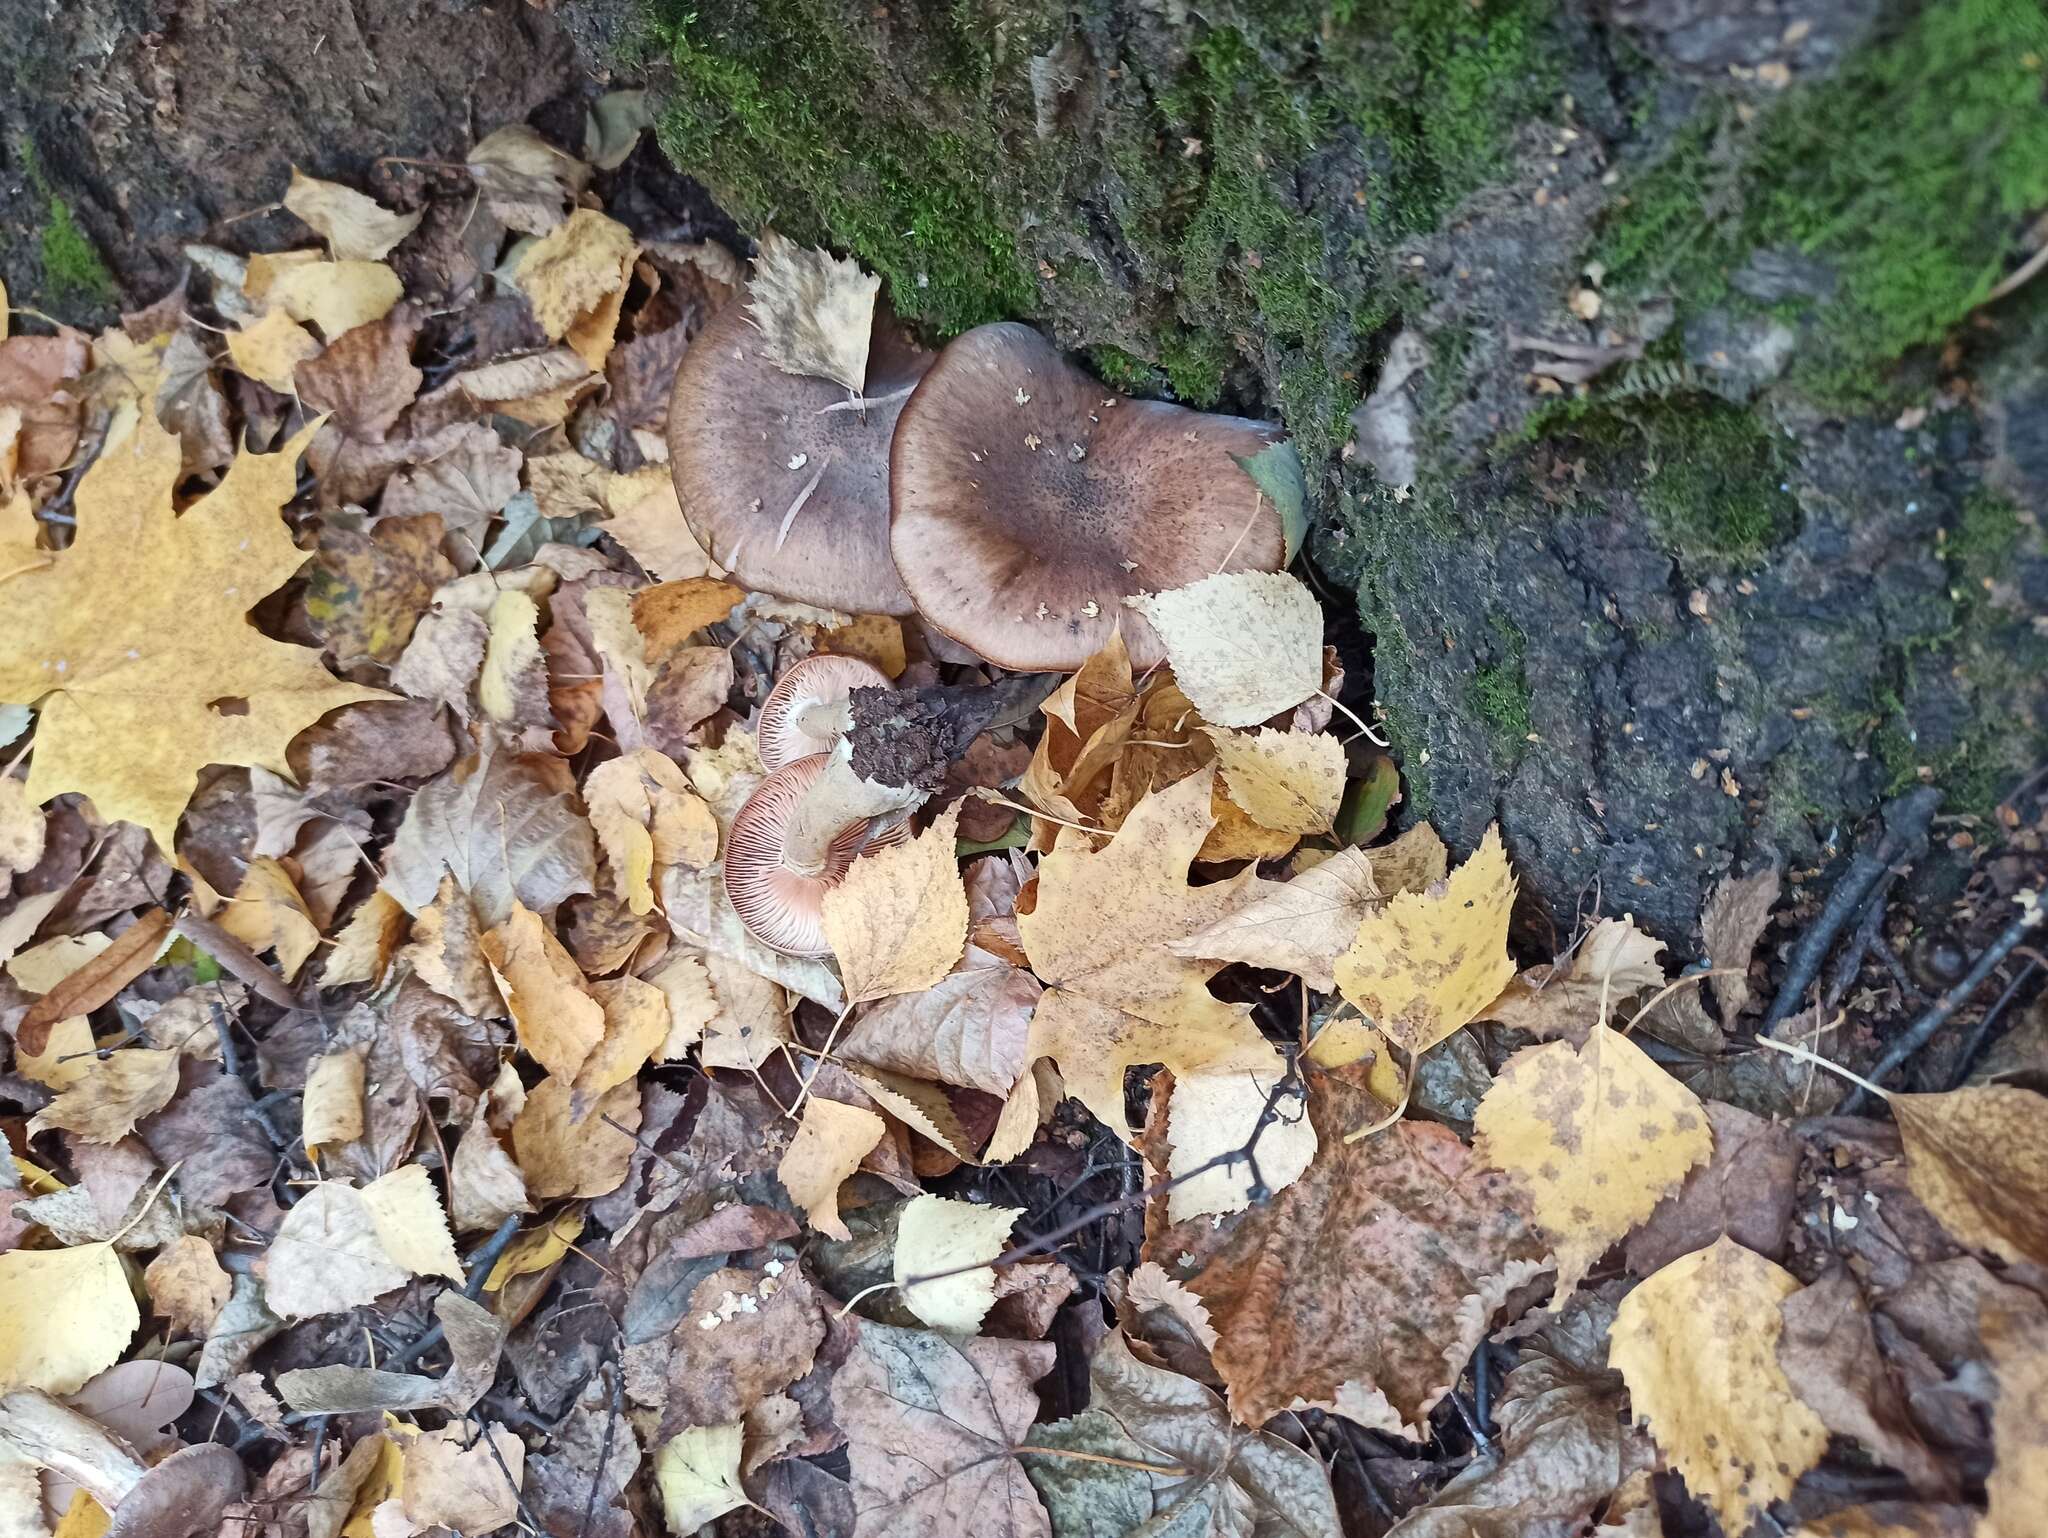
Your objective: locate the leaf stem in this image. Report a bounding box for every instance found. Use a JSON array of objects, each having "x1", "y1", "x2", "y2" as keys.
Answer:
[
  {"x1": 1753, "y1": 1033, "x2": 1891, "y2": 1100},
  {"x1": 1011, "y1": 1444, "x2": 1191, "y2": 1477}
]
